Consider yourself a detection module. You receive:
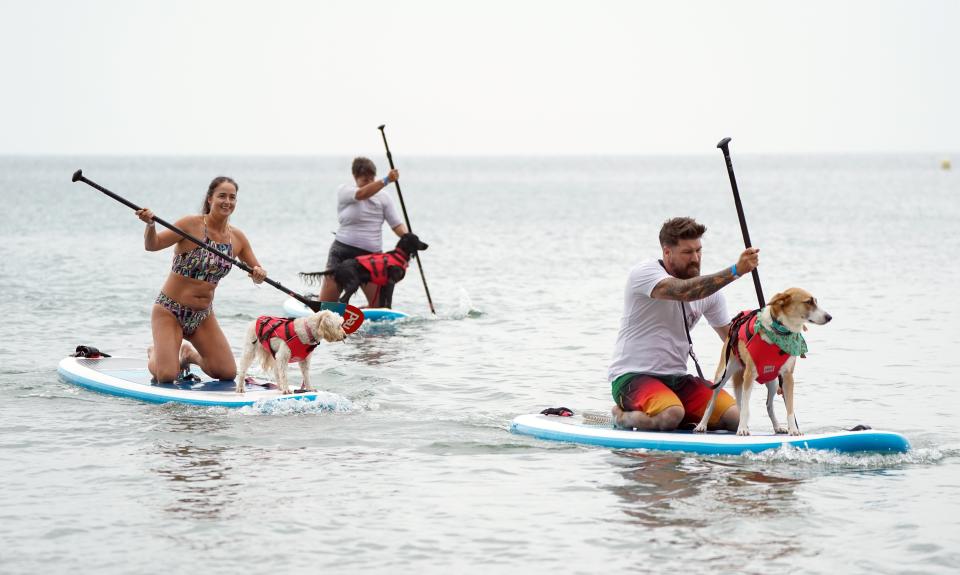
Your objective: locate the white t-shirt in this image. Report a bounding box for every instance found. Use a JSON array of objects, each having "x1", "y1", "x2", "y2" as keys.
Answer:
[
  {"x1": 608, "y1": 259, "x2": 730, "y2": 382},
  {"x1": 334, "y1": 184, "x2": 404, "y2": 252}
]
